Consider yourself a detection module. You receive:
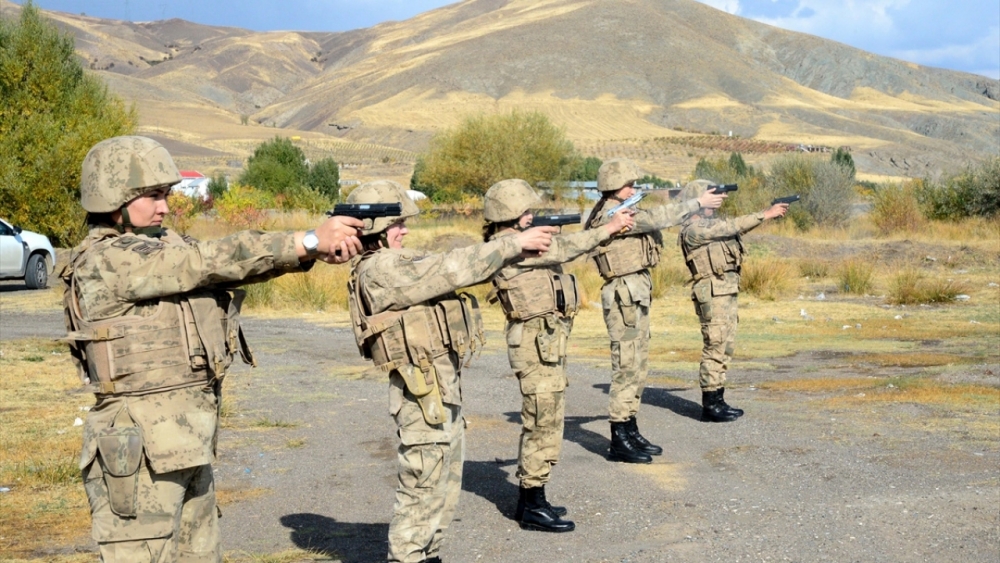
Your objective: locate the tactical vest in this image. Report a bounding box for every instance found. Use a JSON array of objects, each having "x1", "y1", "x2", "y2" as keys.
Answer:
[
  {"x1": 347, "y1": 254, "x2": 485, "y2": 424},
  {"x1": 63, "y1": 233, "x2": 255, "y2": 396},
  {"x1": 489, "y1": 267, "x2": 580, "y2": 321},
  {"x1": 681, "y1": 234, "x2": 745, "y2": 280},
  {"x1": 591, "y1": 233, "x2": 661, "y2": 280}
]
